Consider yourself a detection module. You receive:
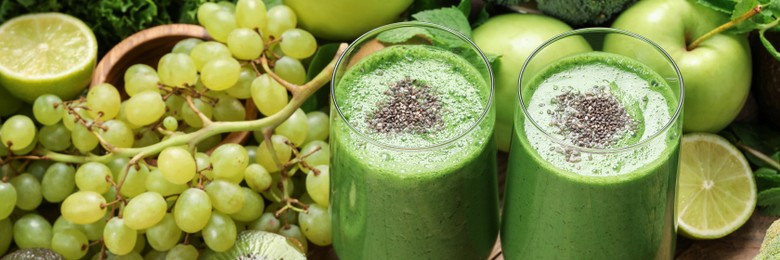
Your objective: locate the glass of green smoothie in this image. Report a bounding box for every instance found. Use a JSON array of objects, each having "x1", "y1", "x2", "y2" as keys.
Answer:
[
  {"x1": 502, "y1": 28, "x2": 684, "y2": 259},
  {"x1": 330, "y1": 22, "x2": 498, "y2": 259}
]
